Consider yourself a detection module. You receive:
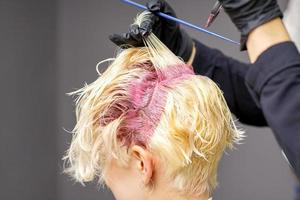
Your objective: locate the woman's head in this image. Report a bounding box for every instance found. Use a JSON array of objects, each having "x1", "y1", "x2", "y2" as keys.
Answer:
[{"x1": 63, "y1": 12, "x2": 243, "y2": 200}]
